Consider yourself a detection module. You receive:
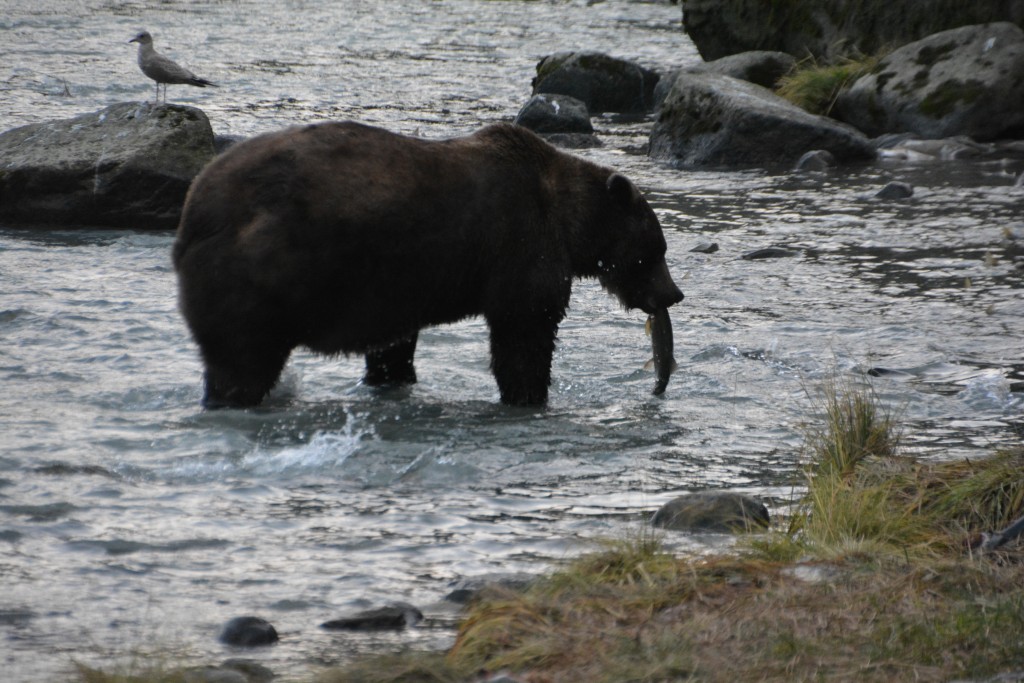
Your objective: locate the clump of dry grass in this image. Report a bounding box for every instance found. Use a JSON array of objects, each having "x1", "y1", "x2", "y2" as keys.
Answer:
[{"x1": 775, "y1": 54, "x2": 881, "y2": 115}]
